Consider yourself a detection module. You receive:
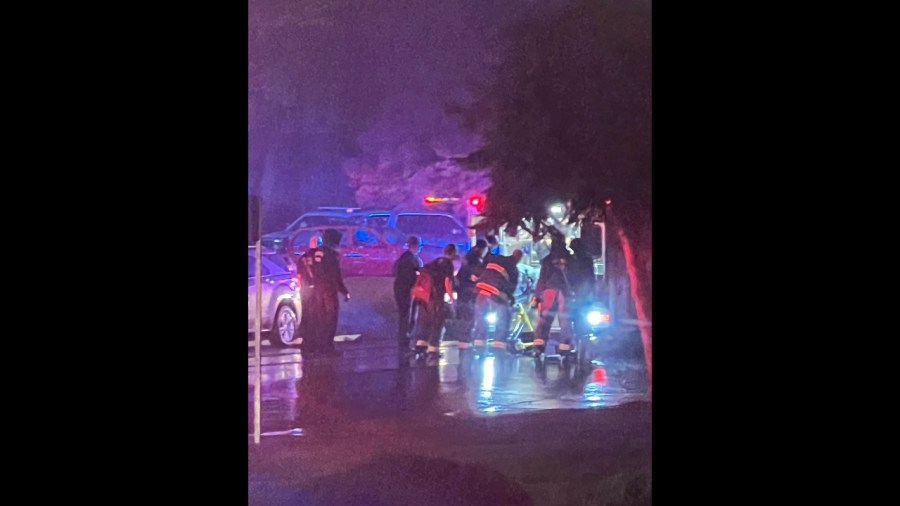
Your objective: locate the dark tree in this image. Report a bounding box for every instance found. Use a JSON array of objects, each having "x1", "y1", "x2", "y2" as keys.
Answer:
[{"x1": 457, "y1": 0, "x2": 652, "y2": 385}]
